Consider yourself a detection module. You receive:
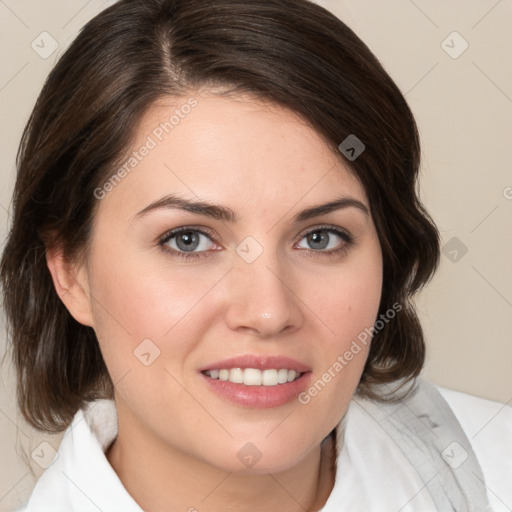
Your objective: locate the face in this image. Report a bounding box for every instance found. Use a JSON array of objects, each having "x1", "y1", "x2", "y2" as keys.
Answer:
[{"x1": 75, "y1": 92, "x2": 382, "y2": 474}]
